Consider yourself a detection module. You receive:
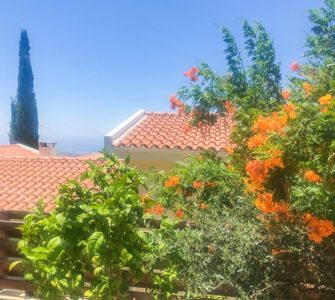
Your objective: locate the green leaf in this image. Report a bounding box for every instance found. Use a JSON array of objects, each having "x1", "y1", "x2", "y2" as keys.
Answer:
[
  {"x1": 74, "y1": 274, "x2": 82, "y2": 287},
  {"x1": 86, "y1": 231, "x2": 105, "y2": 256},
  {"x1": 24, "y1": 273, "x2": 34, "y2": 281},
  {"x1": 9, "y1": 260, "x2": 22, "y2": 272},
  {"x1": 84, "y1": 290, "x2": 93, "y2": 297},
  {"x1": 120, "y1": 248, "x2": 133, "y2": 264},
  {"x1": 94, "y1": 266, "x2": 103, "y2": 276},
  {"x1": 47, "y1": 236, "x2": 61, "y2": 250}
]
